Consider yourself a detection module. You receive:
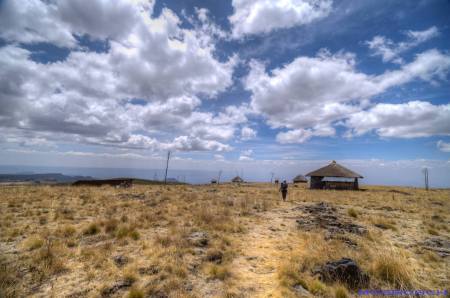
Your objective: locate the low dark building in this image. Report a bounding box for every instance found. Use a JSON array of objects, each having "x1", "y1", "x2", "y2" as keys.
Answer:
[
  {"x1": 305, "y1": 161, "x2": 363, "y2": 190},
  {"x1": 231, "y1": 176, "x2": 244, "y2": 183},
  {"x1": 293, "y1": 174, "x2": 307, "y2": 183},
  {"x1": 73, "y1": 178, "x2": 132, "y2": 187}
]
